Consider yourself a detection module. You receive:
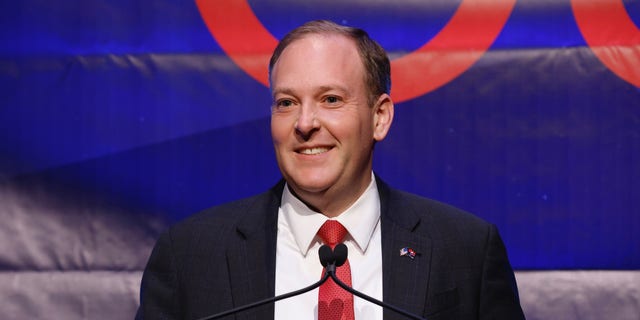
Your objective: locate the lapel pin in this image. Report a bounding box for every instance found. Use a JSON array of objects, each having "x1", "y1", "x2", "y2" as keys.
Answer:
[{"x1": 400, "y1": 247, "x2": 417, "y2": 259}]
